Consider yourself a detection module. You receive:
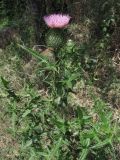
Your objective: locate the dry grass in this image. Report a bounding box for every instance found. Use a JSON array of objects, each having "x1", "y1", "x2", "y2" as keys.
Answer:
[{"x1": 0, "y1": 113, "x2": 19, "y2": 159}]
